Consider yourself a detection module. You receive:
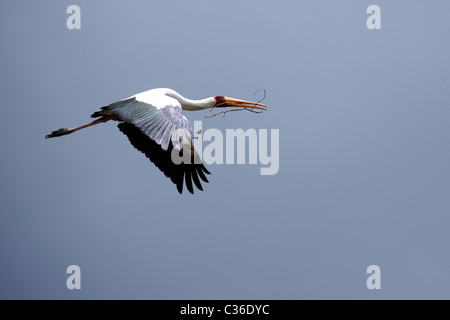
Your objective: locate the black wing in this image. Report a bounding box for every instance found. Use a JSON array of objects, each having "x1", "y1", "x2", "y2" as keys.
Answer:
[{"x1": 117, "y1": 122, "x2": 210, "y2": 194}]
